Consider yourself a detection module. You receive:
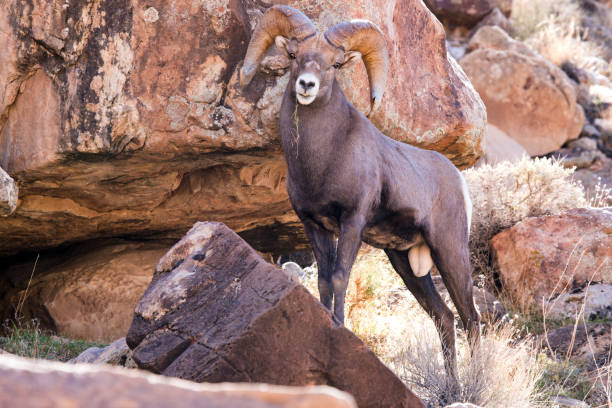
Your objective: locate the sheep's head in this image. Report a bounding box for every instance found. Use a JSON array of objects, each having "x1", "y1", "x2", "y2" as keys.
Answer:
[{"x1": 240, "y1": 5, "x2": 389, "y2": 114}]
